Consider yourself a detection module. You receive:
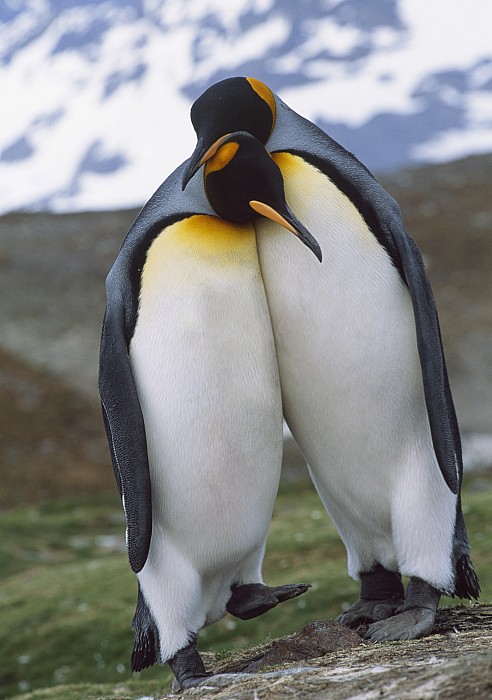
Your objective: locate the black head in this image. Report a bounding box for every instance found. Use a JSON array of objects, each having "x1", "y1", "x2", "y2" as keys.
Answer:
[
  {"x1": 203, "y1": 132, "x2": 322, "y2": 262},
  {"x1": 182, "y1": 77, "x2": 276, "y2": 190}
]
